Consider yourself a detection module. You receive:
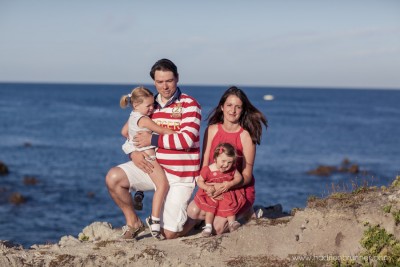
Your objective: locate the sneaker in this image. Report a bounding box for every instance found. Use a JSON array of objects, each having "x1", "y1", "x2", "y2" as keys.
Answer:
[
  {"x1": 201, "y1": 225, "x2": 212, "y2": 237},
  {"x1": 228, "y1": 221, "x2": 240, "y2": 232},
  {"x1": 146, "y1": 216, "x2": 163, "y2": 240},
  {"x1": 120, "y1": 223, "x2": 145, "y2": 239},
  {"x1": 133, "y1": 191, "x2": 144, "y2": 211}
]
